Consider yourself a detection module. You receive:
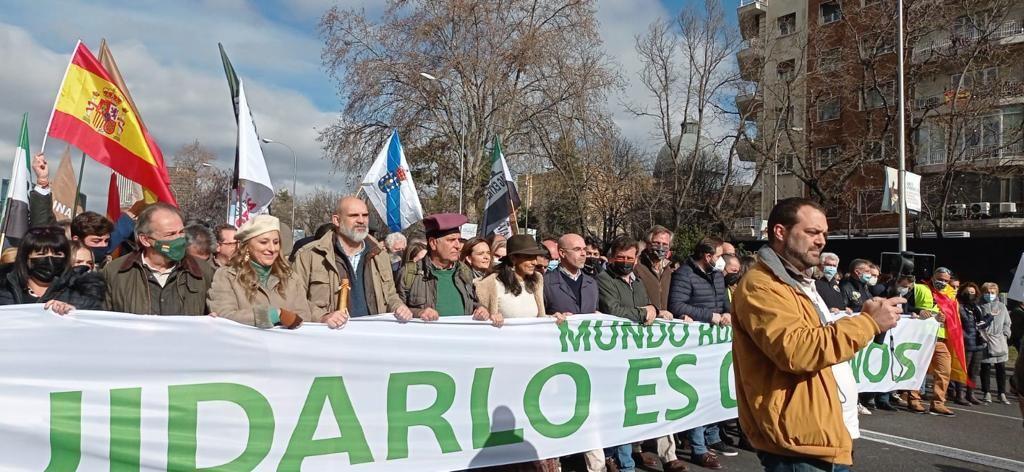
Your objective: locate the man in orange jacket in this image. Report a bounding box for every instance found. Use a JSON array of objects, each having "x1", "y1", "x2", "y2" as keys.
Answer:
[{"x1": 732, "y1": 198, "x2": 902, "y2": 470}]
